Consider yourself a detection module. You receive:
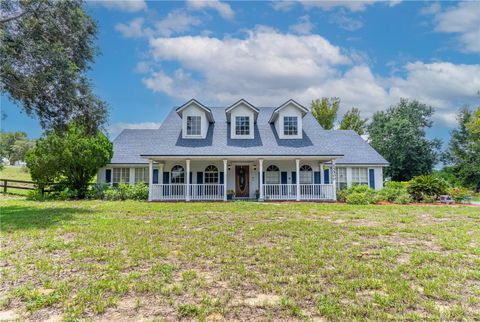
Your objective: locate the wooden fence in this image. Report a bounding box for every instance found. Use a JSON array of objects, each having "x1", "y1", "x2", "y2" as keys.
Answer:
[{"x1": 0, "y1": 179, "x2": 48, "y2": 194}]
